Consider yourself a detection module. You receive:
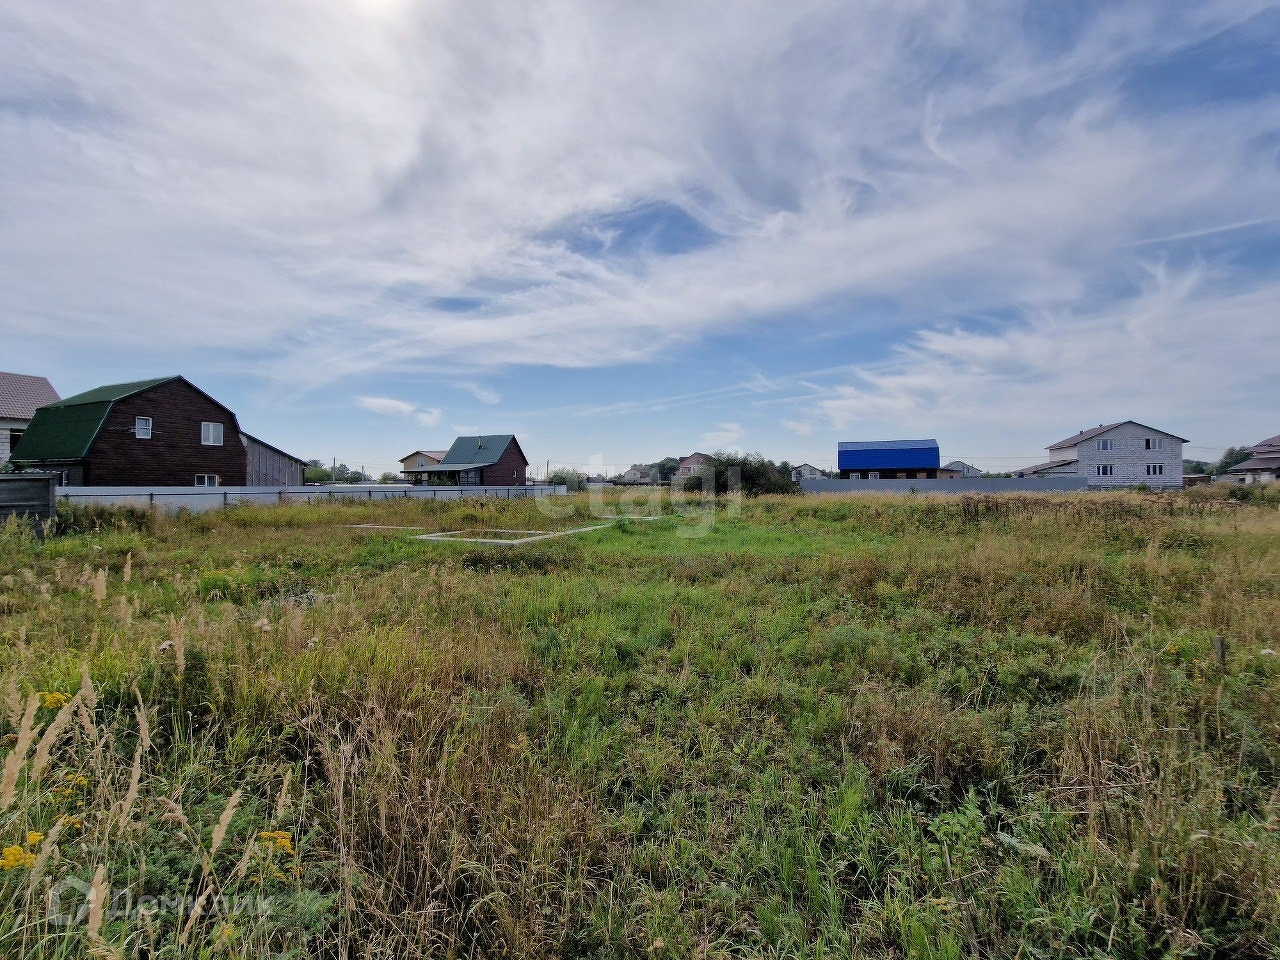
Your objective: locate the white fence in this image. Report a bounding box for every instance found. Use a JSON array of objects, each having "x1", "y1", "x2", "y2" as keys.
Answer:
[
  {"x1": 58, "y1": 484, "x2": 568, "y2": 514},
  {"x1": 800, "y1": 477, "x2": 1093, "y2": 495}
]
